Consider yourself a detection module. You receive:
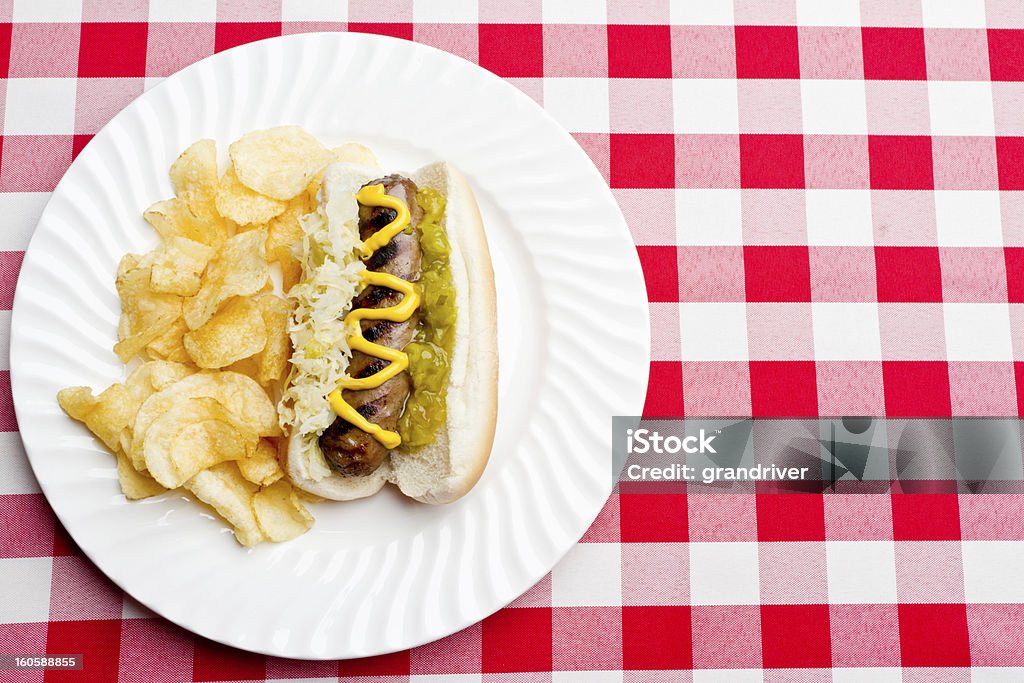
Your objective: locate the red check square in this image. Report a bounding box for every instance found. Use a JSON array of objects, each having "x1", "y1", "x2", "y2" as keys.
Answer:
[
  {"x1": 740, "y1": 135, "x2": 805, "y2": 189},
  {"x1": 868, "y1": 136, "x2": 934, "y2": 190},
  {"x1": 862, "y1": 27, "x2": 927, "y2": 80},
  {"x1": 79, "y1": 23, "x2": 148, "y2": 77},
  {"x1": 891, "y1": 494, "x2": 961, "y2": 541},
  {"x1": 622, "y1": 606, "x2": 692, "y2": 670},
  {"x1": 636, "y1": 246, "x2": 679, "y2": 302},
  {"x1": 735, "y1": 26, "x2": 800, "y2": 79},
  {"x1": 610, "y1": 134, "x2": 675, "y2": 188},
  {"x1": 608, "y1": 25, "x2": 672, "y2": 78},
  {"x1": 481, "y1": 607, "x2": 552, "y2": 673},
  {"x1": 756, "y1": 493, "x2": 826, "y2": 541},
  {"x1": 348, "y1": 23, "x2": 413, "y2": 41},
  {"x1": 46, "y1": 620, "x2": 121, "y2": 683},
  {"x1": 478, "y1": 24, "x2": 543, "y2": 77},
  {"x1": 72, "y1": 134, "x2": 93, "y2": 160},
  {"x1": 1018, "y1": 363, "x2": 1024, "y2": 416},
  {"x1": 989, "y1": 29, "x2": 1024, "y2": 81},
  {"x1": 644, "y1": 361, "x2": 684, "y2": 416},
  {"x1": 214, "y1": 22, "x2": 282, "y2": 53},
  {"x1": 0, "y1": 24, "x2": 10, "y2": 78},
  {"x1": 874, "y1": 247, "x2": 943, "y2": 302},
  {"x1": 1011, "y1": 250, "x2": 1024, "y2": 301},
  {"x1": 760, "y1": 605, "x2": 832, "y2": 668},
  {"x1": 749, "y1": 361, "x2": 819, "y2": 417},
  {"x1": 997, "y1": 136, "x2": 1024, "y2": 190},
  {"x1": 898, "y1": 604, "x2": 971, "y2": 667},
  {"x1": 743, "y1": 246, "x2": 812, "y2": 302},
  {"x1": 192, "y1": 637, "x2": 266, "y2": 680},
  {"x1": 883, "y1": 361, "x2": 952, "y2": 417},
  {"x1": 339, "y1": 650, "x2": 410, "y2": 676},
  {"x1": 620, "y1": 493, "x2": 688, "y2": 542}
]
